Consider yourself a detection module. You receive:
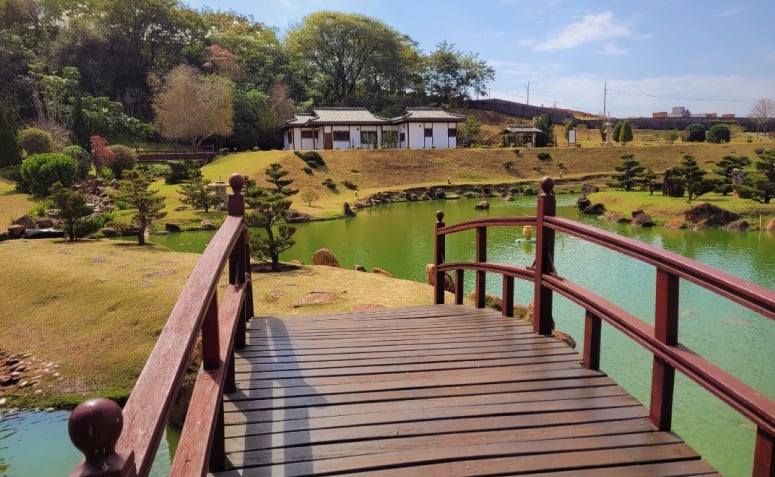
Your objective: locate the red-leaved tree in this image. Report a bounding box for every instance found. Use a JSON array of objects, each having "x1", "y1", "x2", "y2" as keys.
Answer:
[{"x1": 90, "y1": 135, "x2": 114, "y2": 177}]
